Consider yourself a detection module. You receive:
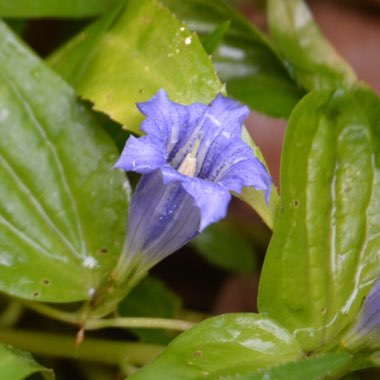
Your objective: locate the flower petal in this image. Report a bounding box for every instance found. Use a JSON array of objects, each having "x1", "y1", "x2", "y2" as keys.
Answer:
[
  {"x1": 157, "y1": 166, "x2": 231, "y2": 231},
  {"x1": 125, "y1": 169, "x2": 201, "y2": 271},
  {"x1": 355, "y1": 277, "x2": 380, "y2": 335},
  {"x1": 182, "y1": 177, "x2": 231, "y2": 231},
  {"x1": 114, "y1": 135, "x2": 166, "y2": 174},
  {"x1": 137, "y1": 89, "x2": 206, "y2": 157},
  {"x1": 218, "y1": 158, "x2": 272, "y2": 202},
  {"x1": 169, "y1": 93, "x2": 250, "y2": 173}
]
